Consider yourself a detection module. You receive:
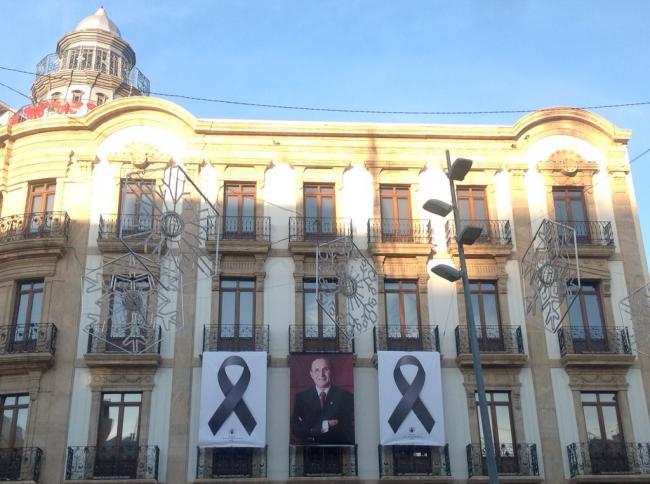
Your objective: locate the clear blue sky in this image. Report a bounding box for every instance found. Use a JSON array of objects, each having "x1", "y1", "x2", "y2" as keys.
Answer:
[{"x1": 2, "y1": 0, "x2": 649, "y2": 262}]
